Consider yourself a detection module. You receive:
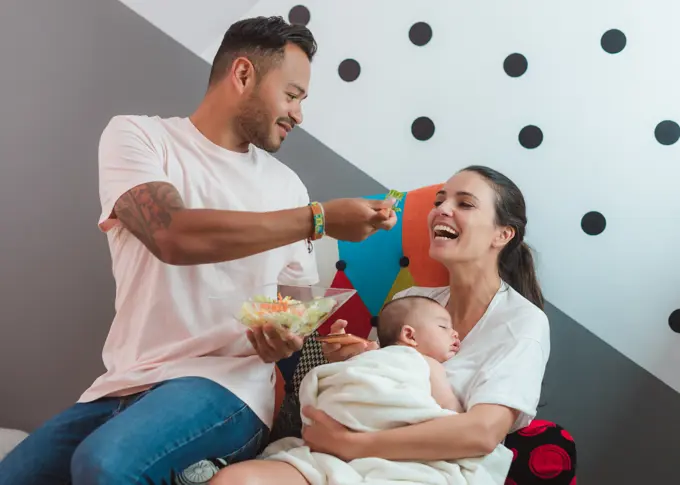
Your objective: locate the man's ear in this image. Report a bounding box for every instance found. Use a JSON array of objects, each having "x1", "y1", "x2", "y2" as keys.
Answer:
[
  {"x1": 230, "y1": 57, "x2": 257, "y2": 93},
  {"x1": 492, "y1": 225, "x2": 516, "y2": 251}
]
